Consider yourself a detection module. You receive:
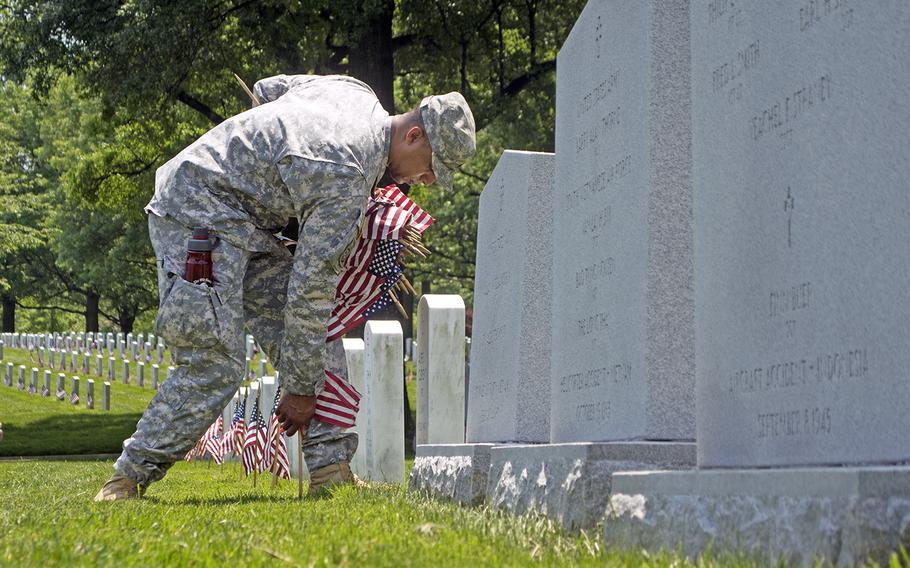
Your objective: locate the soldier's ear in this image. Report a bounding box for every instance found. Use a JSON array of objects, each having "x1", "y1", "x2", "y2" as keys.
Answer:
[{"x1": 405, "y1": 126, "x2": 425, "y2": 144}]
